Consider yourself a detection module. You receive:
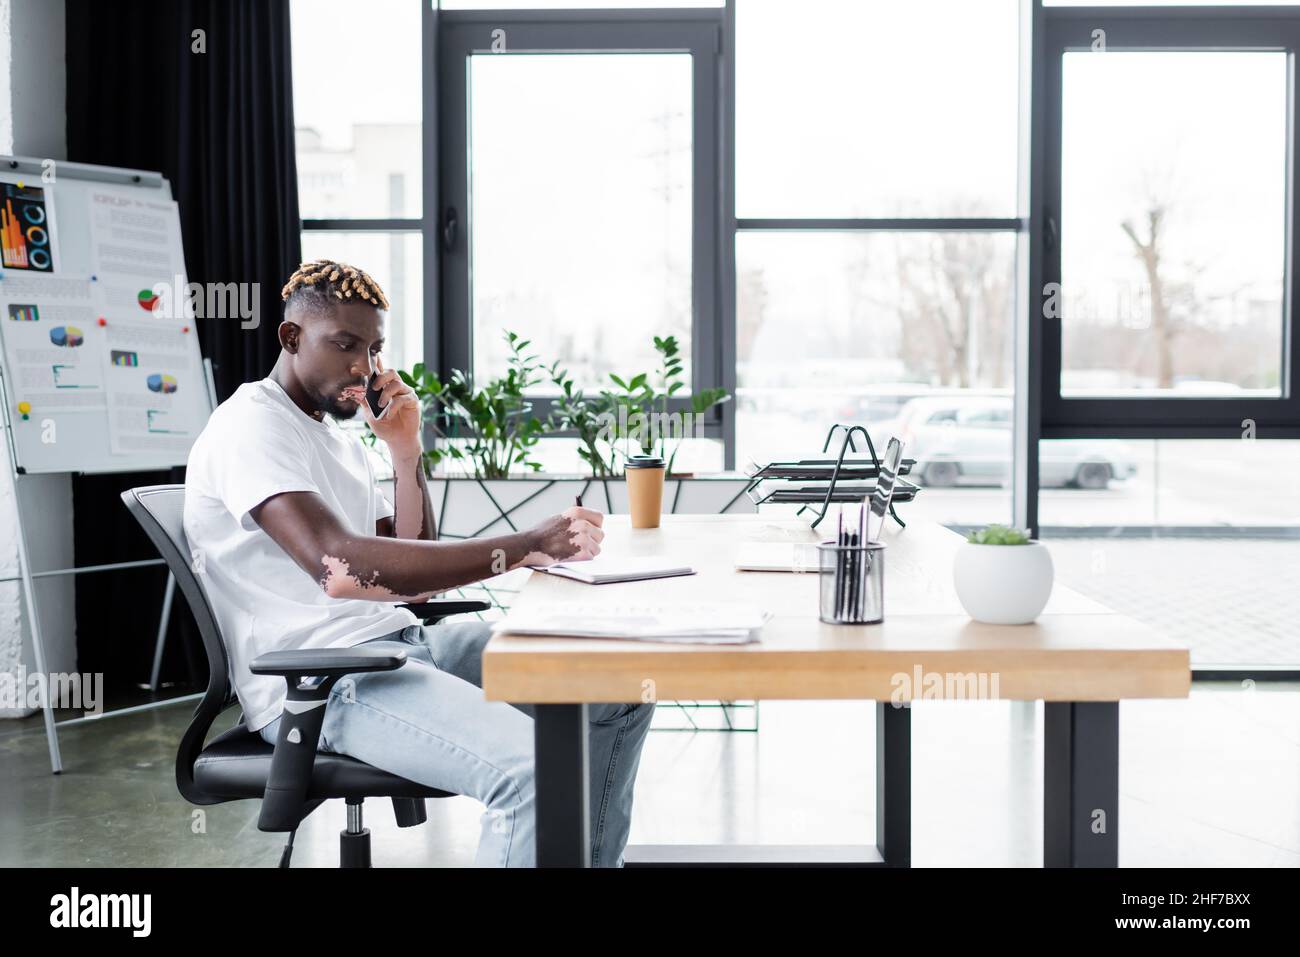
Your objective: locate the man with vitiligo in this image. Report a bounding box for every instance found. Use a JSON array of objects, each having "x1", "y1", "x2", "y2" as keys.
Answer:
[{"x1": 183, "y1": 259, "x2": 655, "y2": 867}]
